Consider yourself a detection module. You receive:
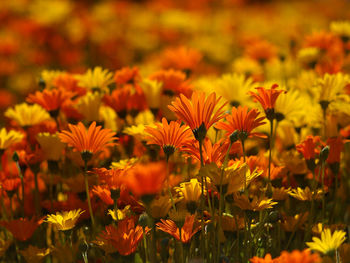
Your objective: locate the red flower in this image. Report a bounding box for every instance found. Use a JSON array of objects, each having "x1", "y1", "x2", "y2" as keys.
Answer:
[
  {"x1": 0, "y1": 217, "x2": 44, "y2": 241},
  {"x1": 92, "y1": 185, "x2": 114, "y2": 206},
  {"x1": 326, "y1": 137, "x2": 344, "y2": 164},
  {"x1": 296, "y1": 136, "x2": 322, "y2": 160}
]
